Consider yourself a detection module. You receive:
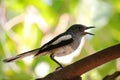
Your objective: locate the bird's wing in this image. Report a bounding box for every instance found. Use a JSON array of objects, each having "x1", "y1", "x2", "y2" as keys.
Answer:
[{"x1": 34, "y1": 33, "x2": 73, "y2": 57}]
